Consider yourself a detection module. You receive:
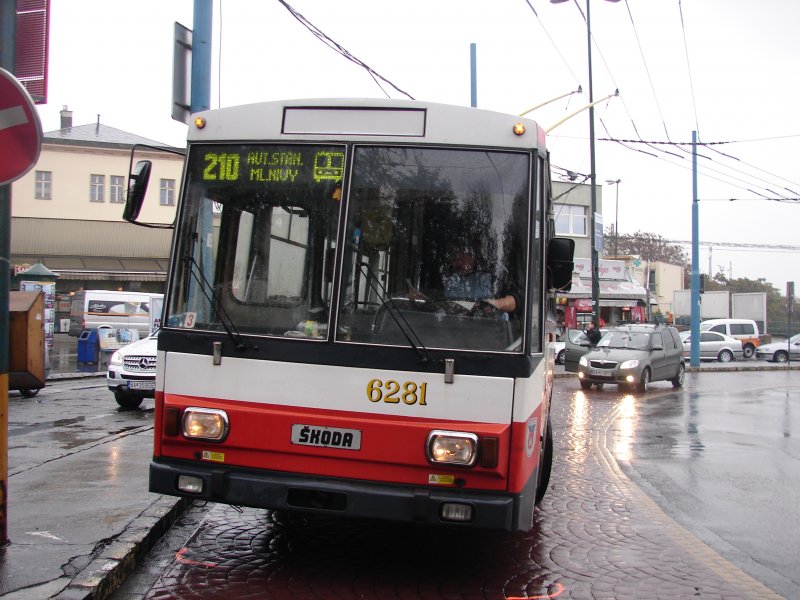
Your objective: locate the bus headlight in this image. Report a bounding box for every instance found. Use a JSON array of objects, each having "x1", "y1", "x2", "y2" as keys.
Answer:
[
  {"x1": 426, "y1": 431, "x2": 478, "y2": 466},
  {"x1": 182, "y1": 408, "x2": 229, "y2": 441},
  {"x1": 620, "y1": 359, "x2": 640, "y2": 370}
]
